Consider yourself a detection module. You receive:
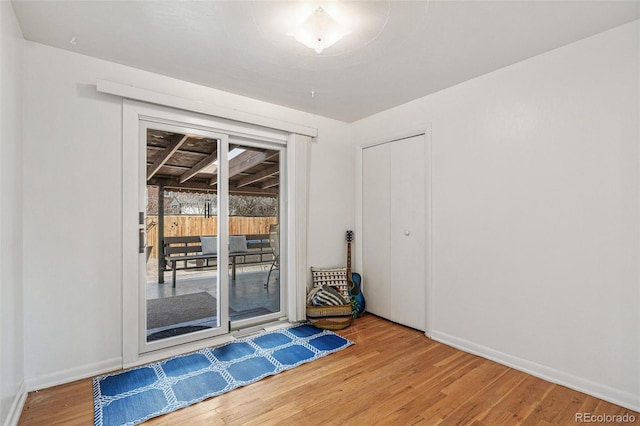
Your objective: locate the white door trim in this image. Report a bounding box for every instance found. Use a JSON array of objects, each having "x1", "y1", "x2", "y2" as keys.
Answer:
[{"x1": 98, "y1": 79, "x2": 317, "y2": 138}]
